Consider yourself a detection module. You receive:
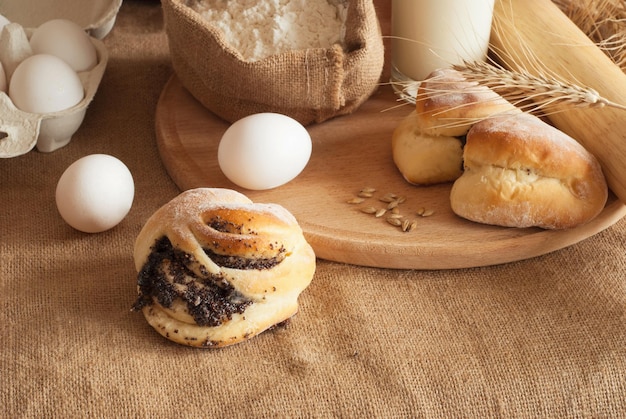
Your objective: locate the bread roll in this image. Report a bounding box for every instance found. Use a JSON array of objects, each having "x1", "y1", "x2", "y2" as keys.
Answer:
[
  {"x1": 450, "y1": 113, "x2": 608, "y2": 229},
  {"x1": 132, "y1": 188, "x2": 316, "y2": 348},
  {"x1": 415, "y1": 68, "x2": 519, "y2": 137},
  {"x1": 392, "y1": 68, "x2": 520, "y2": 185},
  {"x1": 392, "y1": 110, "x2": 463, "y2": 185}
]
